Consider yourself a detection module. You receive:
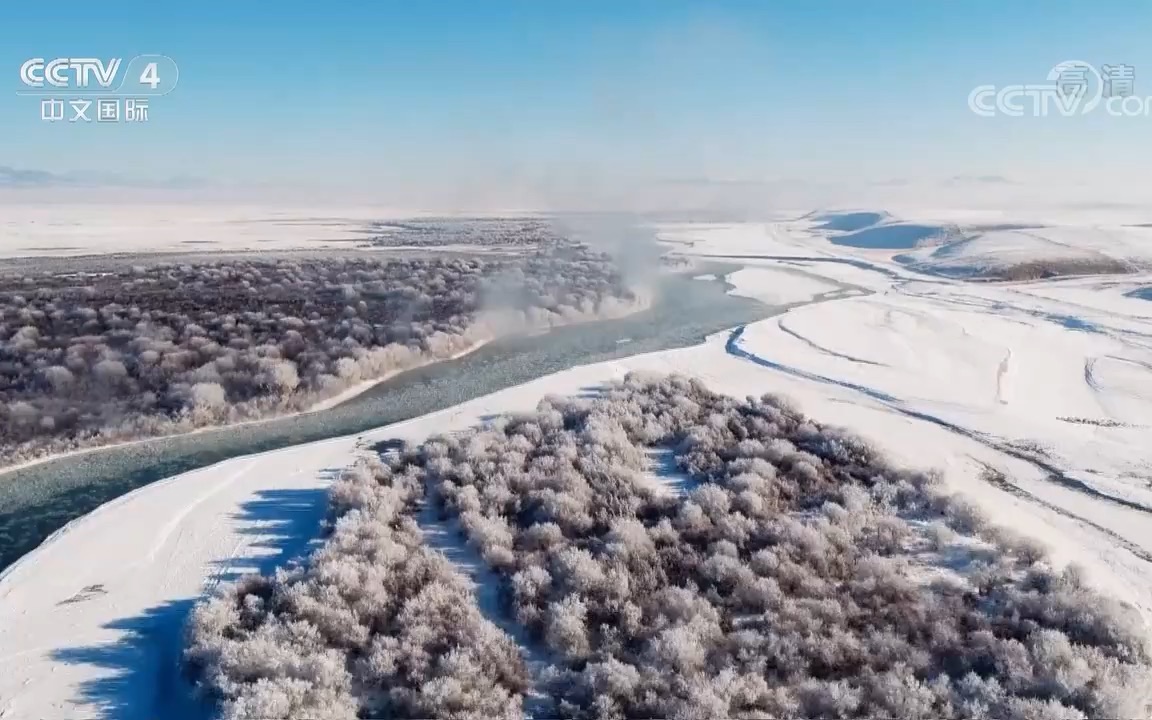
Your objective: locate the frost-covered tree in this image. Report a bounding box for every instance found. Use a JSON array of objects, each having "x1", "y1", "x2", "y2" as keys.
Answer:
[{"x1": 0, "y1": 221, "x2": 644, "y2": 464}]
